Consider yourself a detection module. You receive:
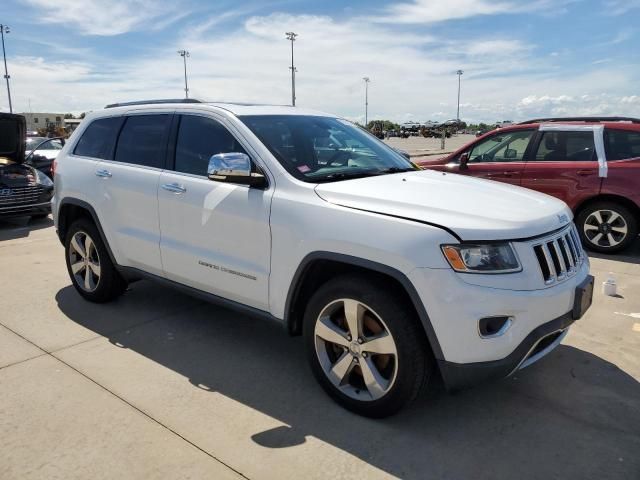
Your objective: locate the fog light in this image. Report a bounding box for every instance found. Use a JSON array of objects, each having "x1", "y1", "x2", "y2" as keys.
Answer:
[{"x1": 478, "y1": 316, "x2": 512, "y2": 338}]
